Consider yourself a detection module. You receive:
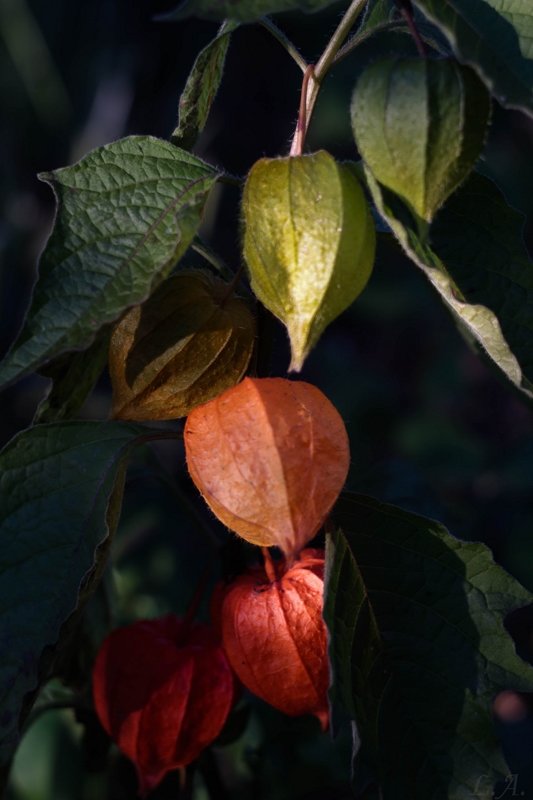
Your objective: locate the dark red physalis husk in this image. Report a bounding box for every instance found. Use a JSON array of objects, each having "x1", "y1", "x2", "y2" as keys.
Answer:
[
  {"x1": 219, "y1": 548, "x2": 329, "y2": 729},
  {"x1": 92, "y1": 615, "x2": 234, "y2": 796}
]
